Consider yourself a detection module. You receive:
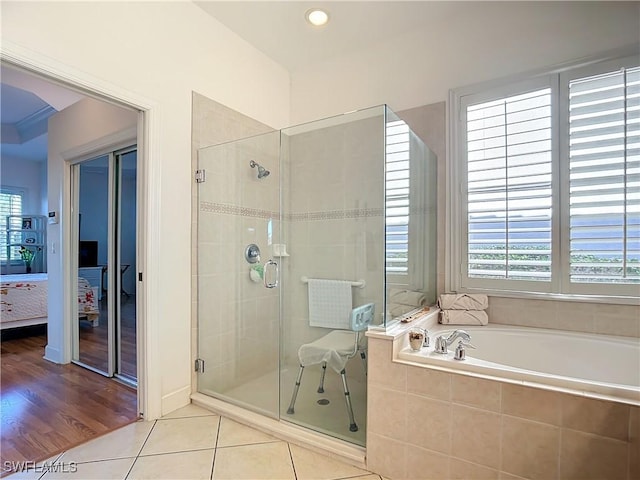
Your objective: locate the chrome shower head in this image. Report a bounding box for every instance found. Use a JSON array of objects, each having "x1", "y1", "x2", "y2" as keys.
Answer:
[{"x1": 249, "y1": 160, "x2": 270, "y2": 179}]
